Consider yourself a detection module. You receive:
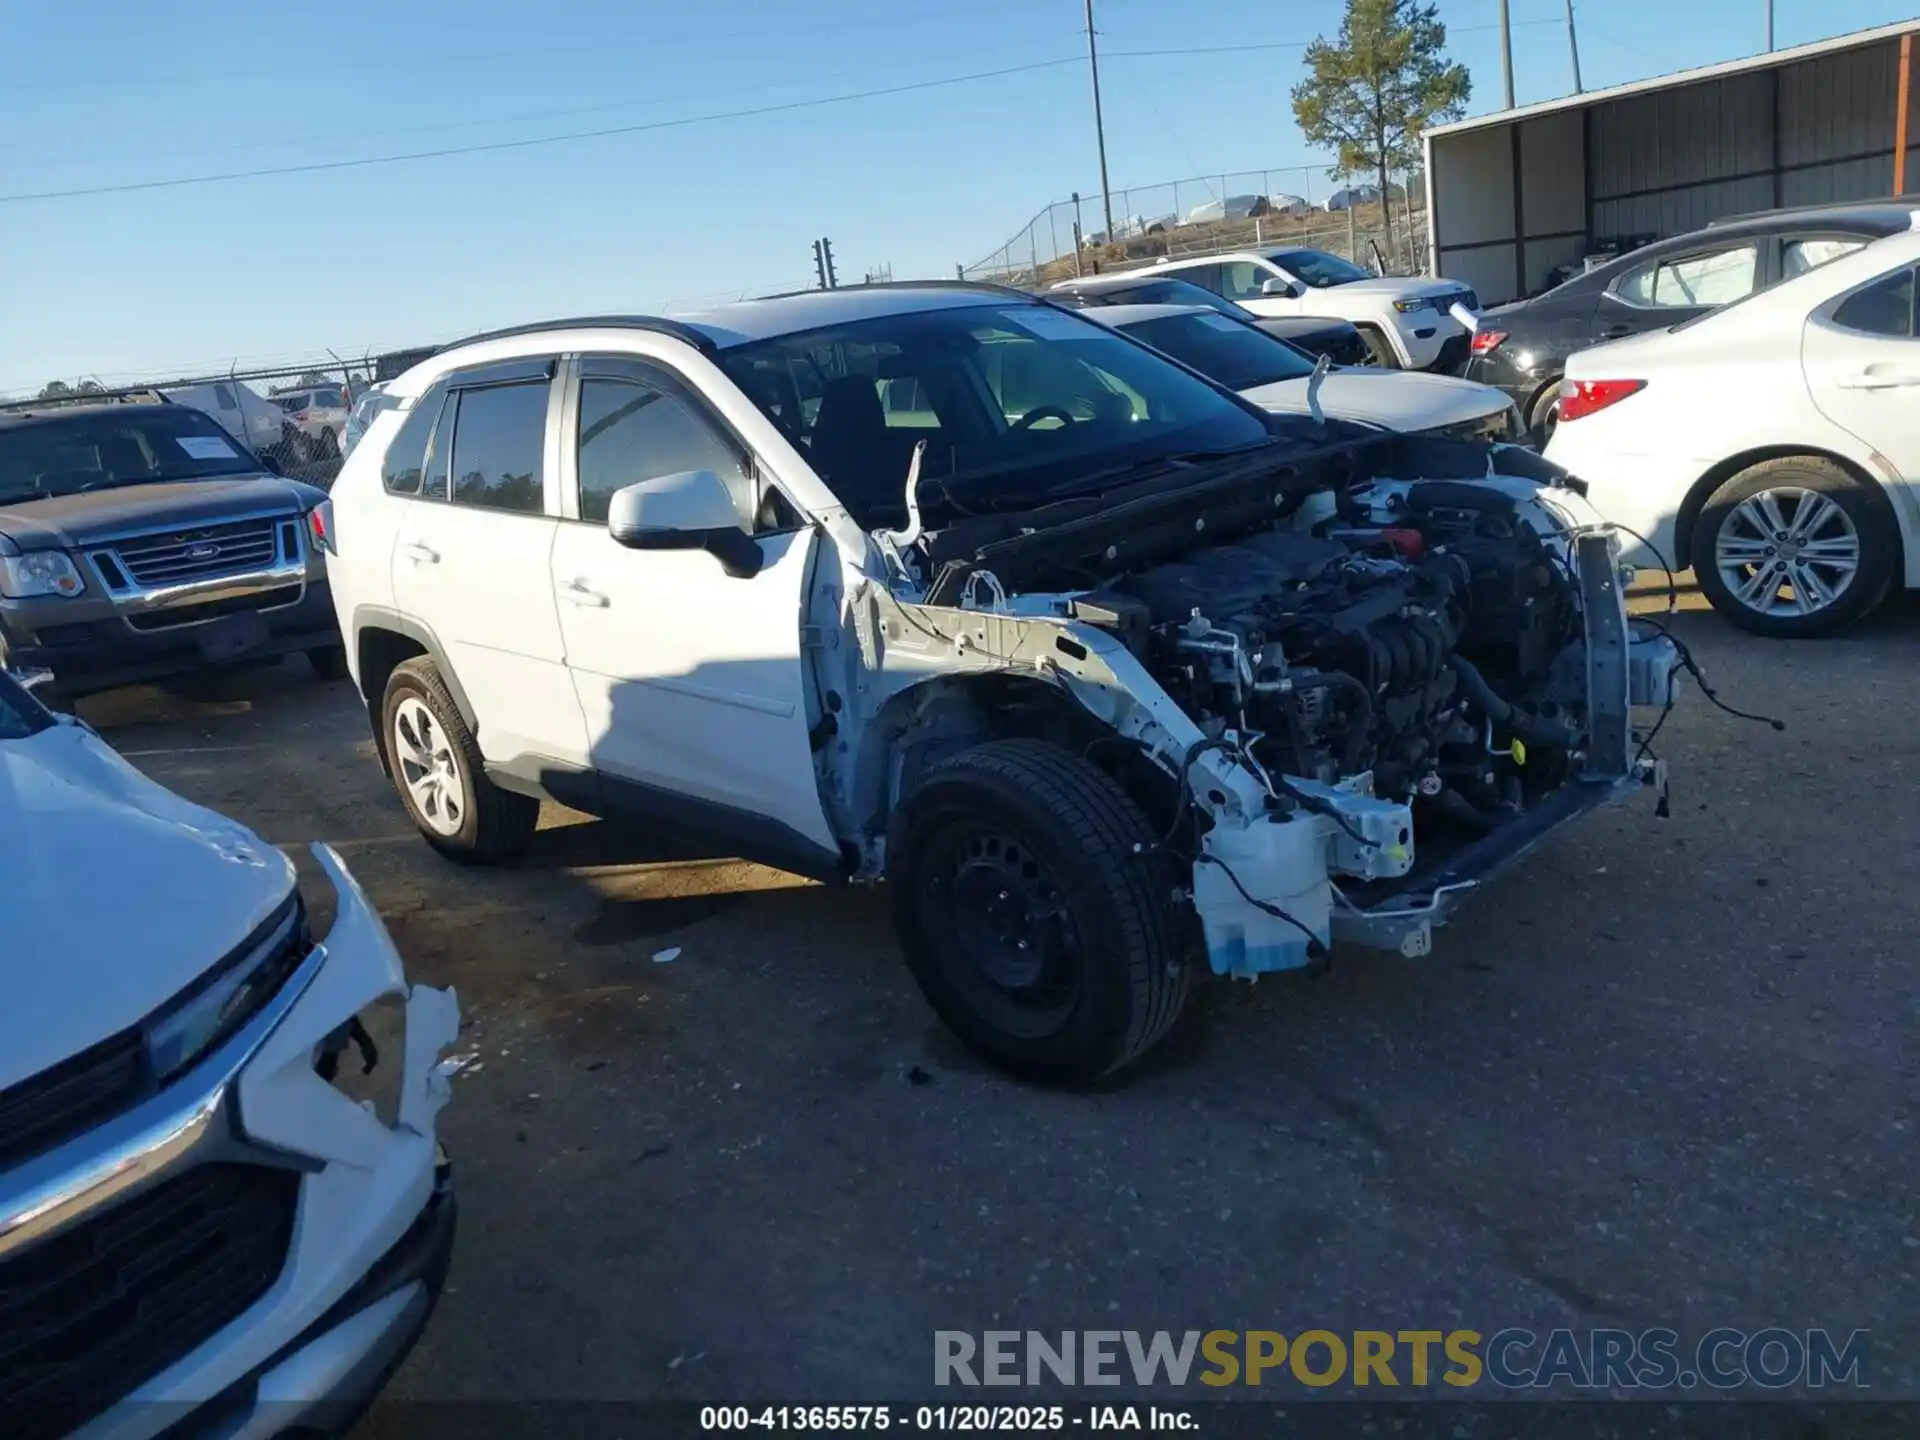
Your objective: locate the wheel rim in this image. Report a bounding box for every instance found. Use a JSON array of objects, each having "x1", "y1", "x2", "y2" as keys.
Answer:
[
  {"x1": 917, "y1": 821, "x2": 1081, "y2": 1039},
  {"x1": 393, "y1": 696, "x2": 464, "y2": 836},
  {"x1": 1713, "y1": 486, "x2": 1860, "y2": 619}
]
